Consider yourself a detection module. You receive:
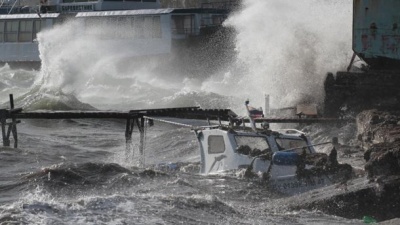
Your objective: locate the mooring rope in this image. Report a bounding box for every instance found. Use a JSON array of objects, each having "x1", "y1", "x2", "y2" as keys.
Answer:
[{"x1": 143, "y1": 116, "x2": 194, "y2": 128}]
